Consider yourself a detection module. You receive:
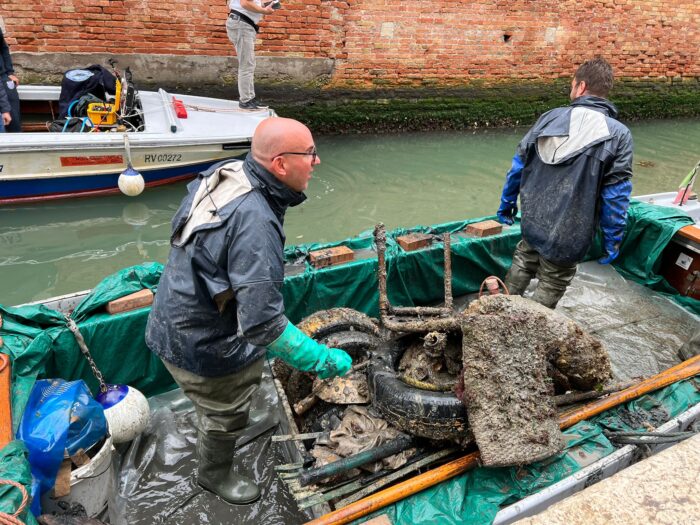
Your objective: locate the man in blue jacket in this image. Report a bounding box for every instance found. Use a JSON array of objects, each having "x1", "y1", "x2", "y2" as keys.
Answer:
[
  {"x1": 146, "y1": 117, "x2": 351, "y2": 504},
  {"x1": 496, "y1": 57, "x2": 633, "y2": 308},
  {"x1": 0, "y1": 28, "x2": 20, "y2": 132}
]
